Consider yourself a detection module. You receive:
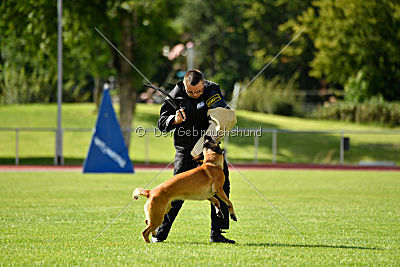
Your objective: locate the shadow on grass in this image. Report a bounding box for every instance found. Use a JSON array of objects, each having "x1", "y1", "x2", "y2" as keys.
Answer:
[
  {"x1": 170, "y1": 241, "x2": 383, "y2": 250},
  {"x1": 0, "y1": 157, "x2": 84, "y2": 165},
  {"x1": 241, "y1": 242, "x2": 384, "y2": 250}
]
